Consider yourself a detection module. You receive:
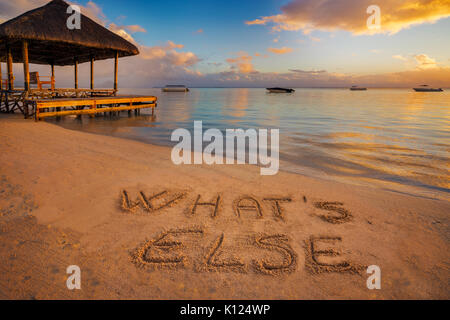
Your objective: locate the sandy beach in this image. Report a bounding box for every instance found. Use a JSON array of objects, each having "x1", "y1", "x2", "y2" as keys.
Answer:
[{"x1": 0, "y1": 115, "x2": 448, "y2": 299}]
